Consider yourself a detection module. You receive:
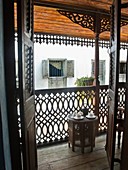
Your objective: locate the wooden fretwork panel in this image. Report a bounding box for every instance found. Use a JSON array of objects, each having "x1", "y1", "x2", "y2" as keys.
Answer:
[
  {"x1": 24, "y1": 45, "x2": 34, "y2": 99},
  {"x1": 106, "y1": 0, "x2": 121, "y2": 170},
  {"x1": 17, "y1": 0, "x2": 37, "y2": 169}
]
